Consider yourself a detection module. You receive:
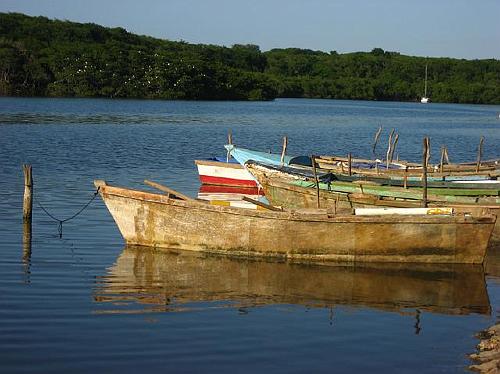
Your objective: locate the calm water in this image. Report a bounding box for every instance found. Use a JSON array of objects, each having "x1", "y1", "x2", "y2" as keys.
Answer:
[{"x1": 1, "y1": 97, "x2": 500, "y2": 373}]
